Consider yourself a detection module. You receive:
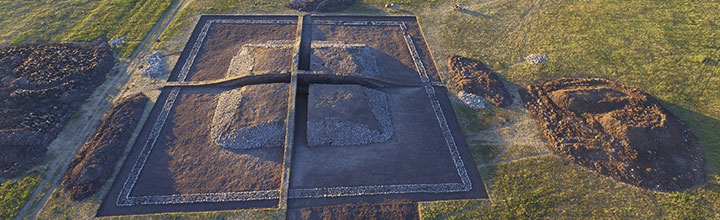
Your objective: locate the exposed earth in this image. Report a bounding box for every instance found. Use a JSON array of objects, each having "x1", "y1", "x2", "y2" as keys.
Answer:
[
  {"x1": 288, "y1": 0, "x2": 355, "y2": 12},
  {"x1": 520, "y1": 78, "x2": 706, "y2": 191},
  {"x1": 61, "y1": 93, "x2": 148, "y2": 201},
  {"x1": 288, "y1": 200, "x2": 418, "y2": 220},
  {"x1": 447, "y1": 55, "x2": 512, "y2": 107},
  {"x1": 0, "y1": 41, "x2": 114, "y2": 178}
]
